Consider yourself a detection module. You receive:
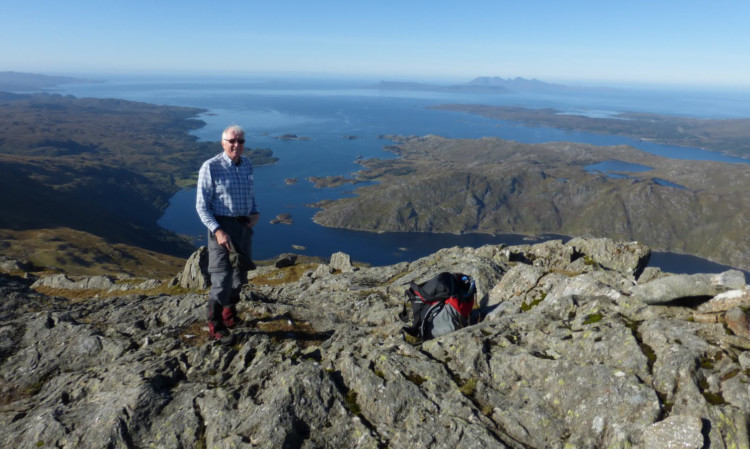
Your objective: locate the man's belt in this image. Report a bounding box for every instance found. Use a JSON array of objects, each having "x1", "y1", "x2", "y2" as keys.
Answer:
[{"x1": 216, "y1": 215, "x2": 249, "y2": 223}]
